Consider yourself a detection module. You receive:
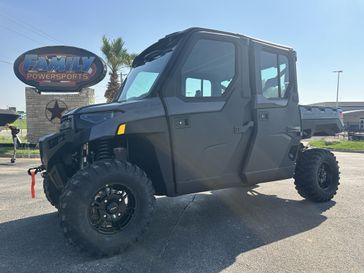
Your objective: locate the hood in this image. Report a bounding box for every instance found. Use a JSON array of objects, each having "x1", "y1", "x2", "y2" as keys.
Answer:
[
  {"x1": 64, "y1": 99, "x2": 157, "y2": 117},
  {"x1": 65, "y1": 102, "x2": 126, "y2": 116}
]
